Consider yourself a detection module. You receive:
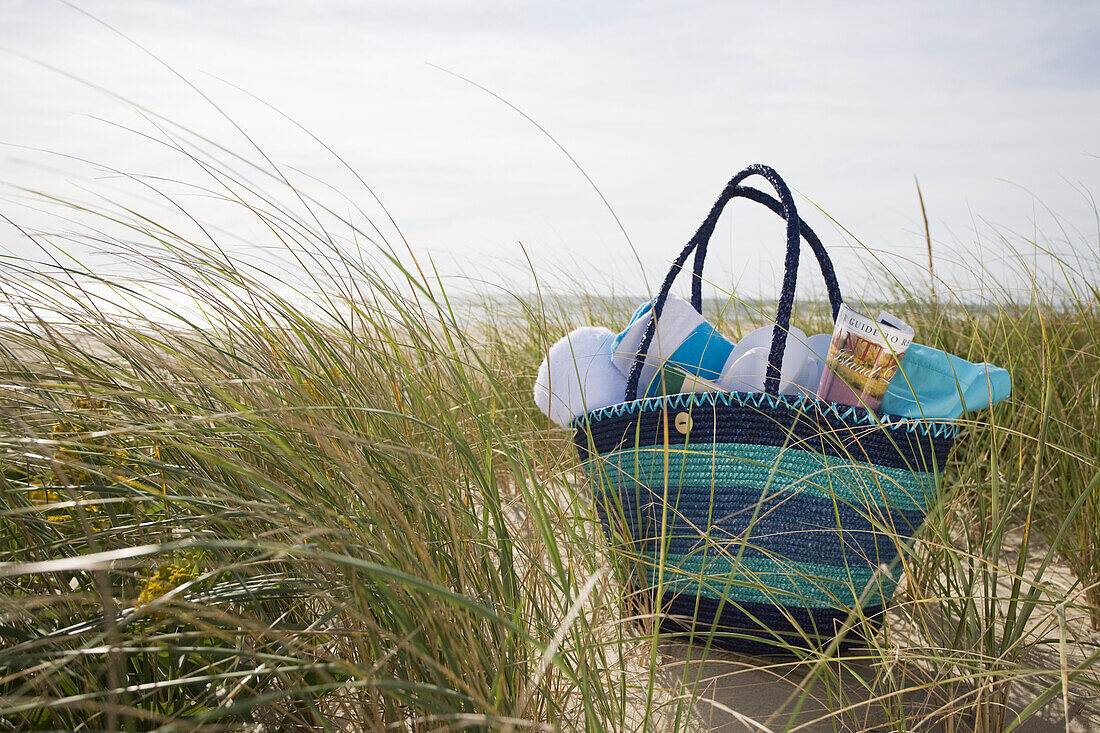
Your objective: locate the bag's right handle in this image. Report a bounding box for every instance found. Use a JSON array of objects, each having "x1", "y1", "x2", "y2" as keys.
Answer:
[{"x1": 624, "y1": 164, "x2": 843, "y2": 401}]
